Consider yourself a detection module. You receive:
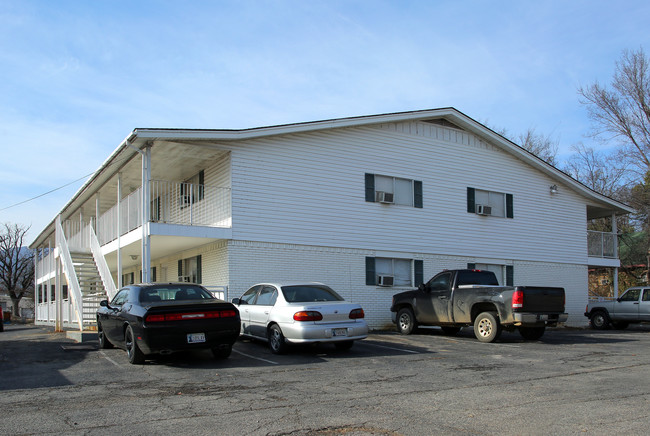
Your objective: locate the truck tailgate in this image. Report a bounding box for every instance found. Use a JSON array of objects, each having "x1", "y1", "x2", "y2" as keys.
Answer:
[{"x1": 518, "y1": 286, "x2": 565, "y2": 313}]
